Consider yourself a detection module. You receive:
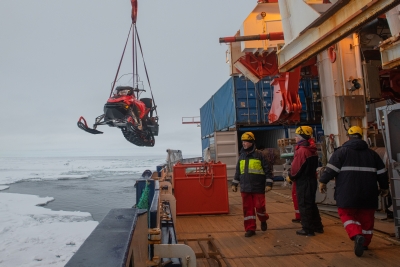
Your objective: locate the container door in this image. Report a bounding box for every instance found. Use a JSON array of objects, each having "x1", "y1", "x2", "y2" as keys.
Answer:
[
  {"x1": 299, "y1": 78, "x2": 323, "y2": 123},
  {"x1": 214, "y1": 131, "x2": 238, "y2": 180},
  {"x1": 234, "y1": 77, "x2": 259, "y2": 124},
  {"x1": 258, "y1": 77, "x2": 273, "y2": 124}
]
